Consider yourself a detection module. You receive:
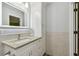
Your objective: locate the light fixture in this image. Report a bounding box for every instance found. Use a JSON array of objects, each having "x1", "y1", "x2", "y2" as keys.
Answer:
[{"x1": 22, "y1": 2, "x2": 29, "y2": 8}]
